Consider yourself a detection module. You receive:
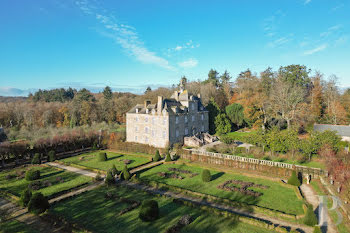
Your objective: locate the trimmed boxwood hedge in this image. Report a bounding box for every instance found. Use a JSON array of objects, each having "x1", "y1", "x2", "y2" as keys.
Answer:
[
  {"x1": 28, "y1": 192, "x2": 50, "y2": 215},
  {"x1": 139, "y1": 200, "x2": 159, "y2": 222},
  {"x1": 25, "y1": 169, "x2": 40, "y2": 181},
  {"x1": 97, "y1": 152, "x2": 107, "y2": 162},
  {"x1": 201, "y1": 169, "x2": 211, "y2": 182},
  {"x1": 19, "y1": 188, "x2": 32, "y2": 207},
  {"x1": 288, "y1": 171, "x2": 301, "y2": 187}
]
